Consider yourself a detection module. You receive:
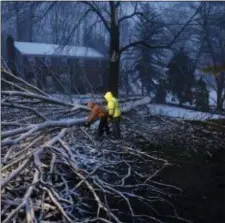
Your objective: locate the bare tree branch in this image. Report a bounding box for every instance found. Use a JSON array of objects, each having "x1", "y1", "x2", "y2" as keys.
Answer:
[
  {"x1": 81, "y1": 1, "x2": 111, "y2": 32},
  {"x1": 120, "y1": 3, "x2": 203, "y2": 54}
]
